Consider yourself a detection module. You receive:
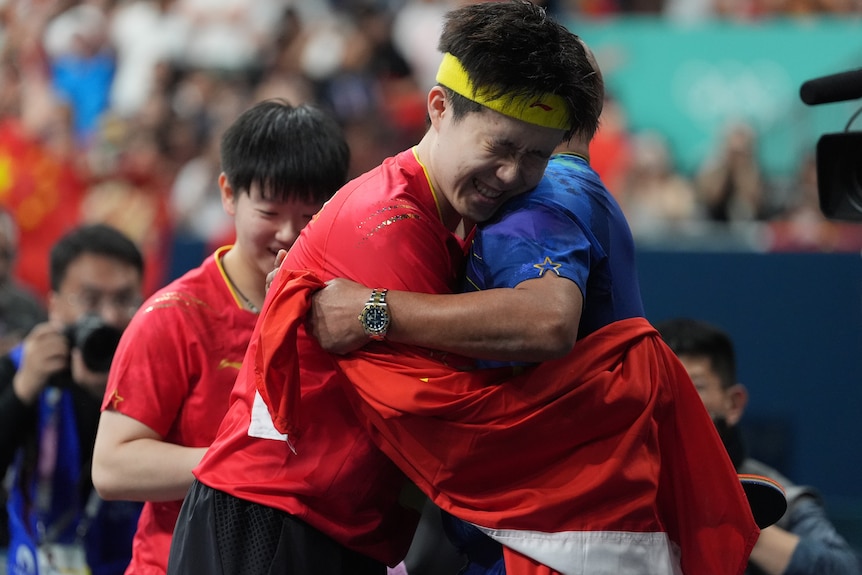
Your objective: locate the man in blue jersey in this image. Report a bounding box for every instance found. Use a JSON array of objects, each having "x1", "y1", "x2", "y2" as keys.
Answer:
[{"x1": 435, "y1": 129, "x2": 645, "y2": 573}]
